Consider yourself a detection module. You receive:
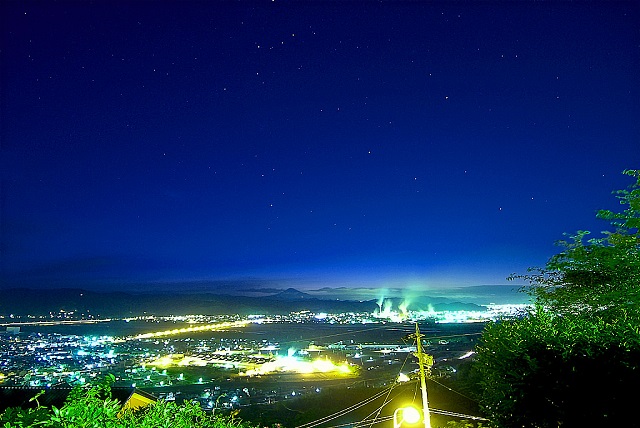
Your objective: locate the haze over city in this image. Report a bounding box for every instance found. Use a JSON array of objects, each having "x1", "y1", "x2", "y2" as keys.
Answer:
[{"x1": 1, "y1": 1, "x2": 638, "y2": 302}]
